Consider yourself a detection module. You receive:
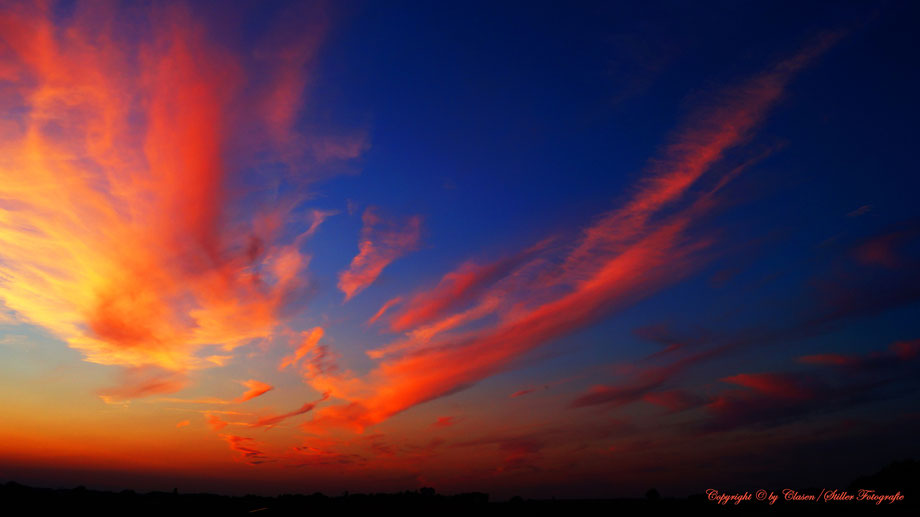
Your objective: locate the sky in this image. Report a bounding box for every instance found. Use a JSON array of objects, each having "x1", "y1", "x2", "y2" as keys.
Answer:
[{"x1": 0, "y1": 0, "x2": 919, "y2": 499}]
